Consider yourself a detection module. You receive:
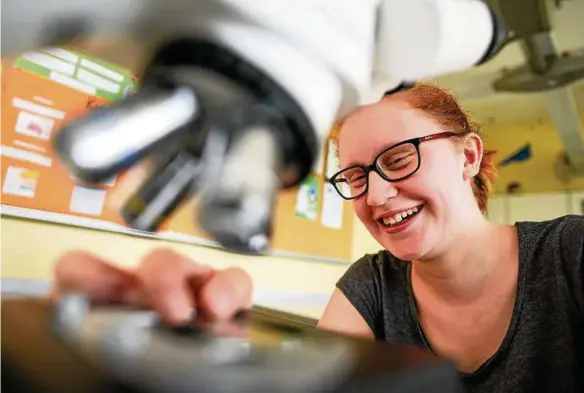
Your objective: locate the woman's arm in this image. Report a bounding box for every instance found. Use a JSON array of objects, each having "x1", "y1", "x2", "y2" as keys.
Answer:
[
  {"x1": 317, "y1": 254, "x2": 384, "y2": 339},
  {"x1": 317, "y1": 288, "x2": 375, "y2": 339}
]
